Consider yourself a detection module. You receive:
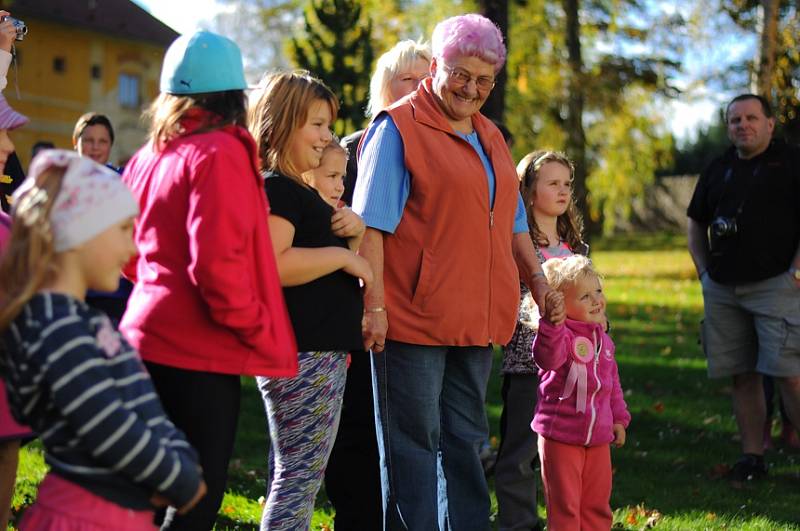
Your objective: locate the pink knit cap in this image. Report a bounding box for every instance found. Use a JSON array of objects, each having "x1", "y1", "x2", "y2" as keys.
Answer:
[{"x1": 0, "y1": 94, "x2": 28, "y2": 130}]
